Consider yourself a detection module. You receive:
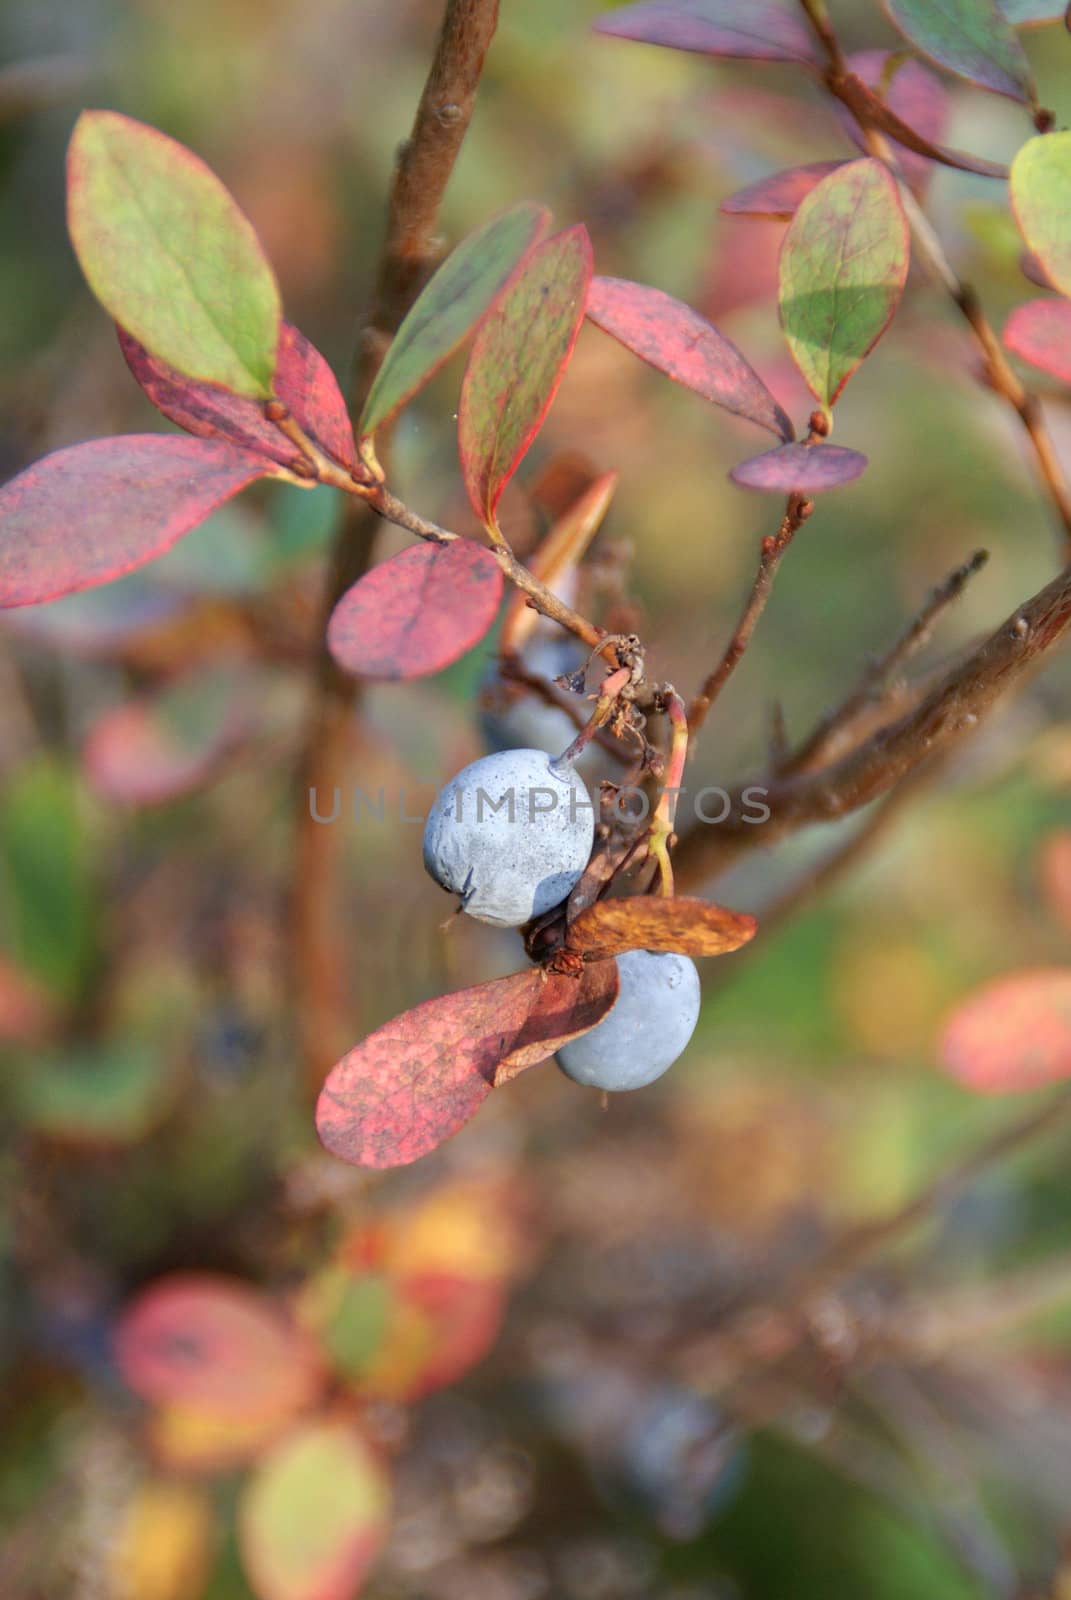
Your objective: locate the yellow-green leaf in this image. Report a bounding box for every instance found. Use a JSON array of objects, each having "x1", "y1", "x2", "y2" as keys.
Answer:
[
  {"x1": 68, "y1": 111, "x2": 281, "y2": 398},
  {"x1": 1011, "y1": 133, "x2": 1071, "y2": 301}
]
